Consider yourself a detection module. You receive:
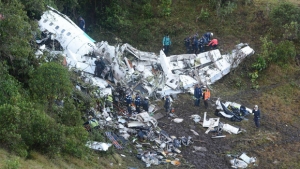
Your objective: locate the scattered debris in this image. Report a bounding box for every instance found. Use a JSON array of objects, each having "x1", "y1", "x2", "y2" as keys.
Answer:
[
  {"x1": 86, "y1": 141, "x2": 112, "y2": 151},
  {"x1": 105, "y1": 132, "x2": 123, "y2": 149},
  {"x1": 228, "y1": 153, "x2": 257, "y2": 168},
  {"x1": 190, "y1": 114, "x2": 201, "y2": 123},
  {"x1": 190, "y1": 129, "x2": 199, "y2": 136},
  {"x1": 36, "y1": 6, "x2": 258, "y2": 168},
  {"x1": 215, "y1": 98, "x2": 251, "y2": 122},
  {"x1": 172, "y1": 118, "x2": 184, "y2": 123},
  {"x1": 193, "y1": 146, "x2": 207, "y2": 152}
]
